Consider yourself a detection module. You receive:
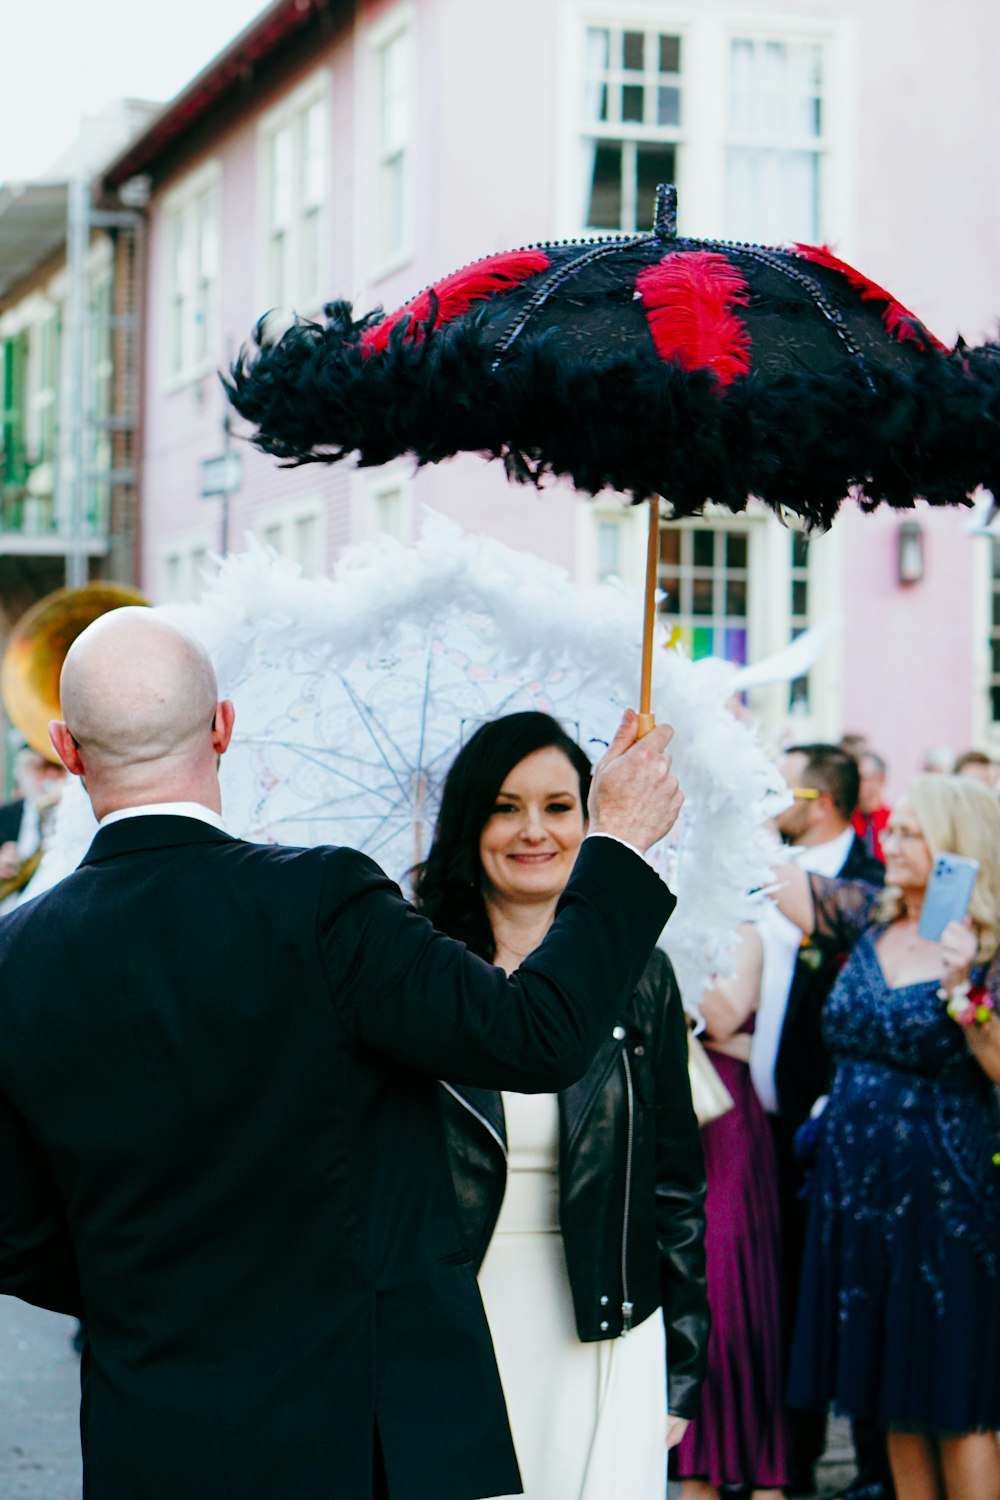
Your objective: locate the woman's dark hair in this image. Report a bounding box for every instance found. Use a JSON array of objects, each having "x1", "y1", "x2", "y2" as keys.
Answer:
[{"x1": 413, "y1": 711, "x2": 593, "y2": 961}]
